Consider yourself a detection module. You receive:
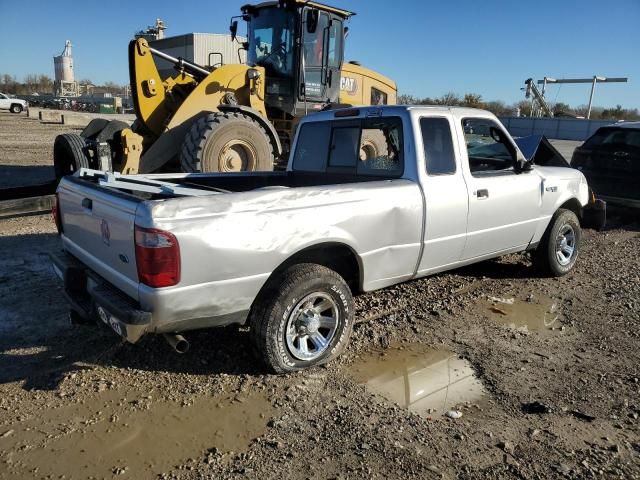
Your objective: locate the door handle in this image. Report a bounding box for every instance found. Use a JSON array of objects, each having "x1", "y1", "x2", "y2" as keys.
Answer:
[
  {"x1": 81, "y1": 198, "x2": 93, "y2": 210},
  {"x1": 476, "y1": 189, "x2": 489, "y2": 199}
]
